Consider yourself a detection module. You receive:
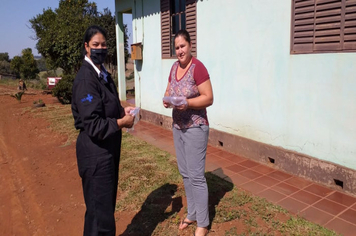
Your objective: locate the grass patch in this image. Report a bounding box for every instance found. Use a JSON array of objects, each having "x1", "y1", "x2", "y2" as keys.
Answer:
[
  {"x1": 0, "y1": 77, "x2": 47, "y2": 90},
  {"x1": 24, "y1": 101, "x2": 340, "y2": 236},
  {"x1": 0, "y1": 78, "x2": 18, "y2": 86}
]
